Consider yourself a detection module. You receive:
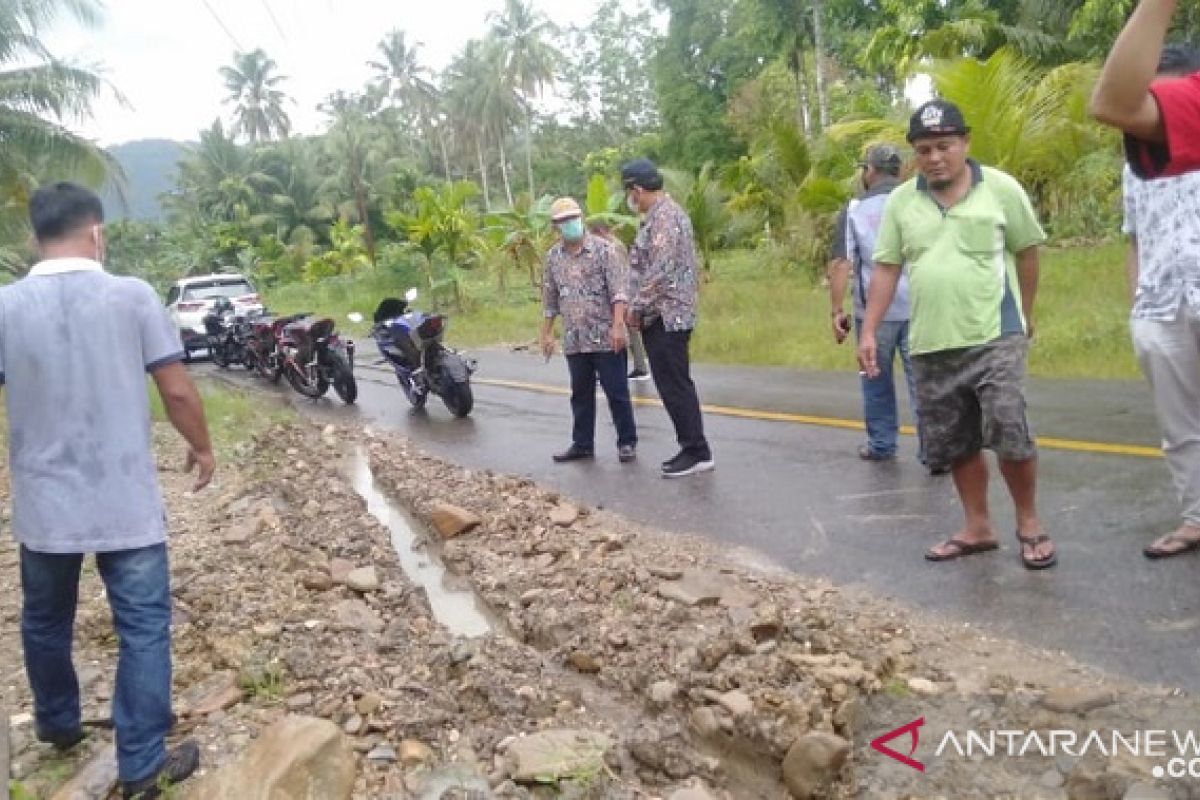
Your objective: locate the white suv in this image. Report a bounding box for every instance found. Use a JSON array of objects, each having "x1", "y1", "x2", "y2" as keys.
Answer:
[{"x1": 166, "y1": 273, "x2": 263, "y2": 359}]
